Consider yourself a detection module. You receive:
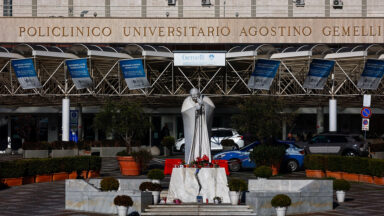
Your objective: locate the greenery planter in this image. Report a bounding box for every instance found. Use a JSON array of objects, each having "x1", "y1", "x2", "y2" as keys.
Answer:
[
  {"x1": 326, "y1": 171, "x2": 343, "y2": 179},
  {"x1": 342, "y1": 172, "x2": 359, "y2": 182},
  {"x1": 336, "y1": 191, "x2": 346, "y2": 203},
  {"x1": 68, "y1": 171, "x2": 78, "y2": 179},
  {"x1": 87, "y1": 170, "x2": 100, "y2": 178},
  {"x1": 1, "y1": 177, "x2": 23, "y2": 186},
  {"x1": 80, "y1": 170, "x2": 89, "y2": 179},
  {"x1": 272, "y1": 164, "x2": 280, "y2": 176},
  {"x1": 117, "y1": 156, "x2": 140, "y2": 176},
  {"x1": 358, "y1": 174, "x2": 374, "y2": 184},
  {"x1": 23, "y1": 150, "x2": 49, "y2": 158},
  {"x1": 53, "y1": 172, "x2": 69, "y2": 181},
  {"x1": 36, "y1": 174, "x2": 52, "y2": 183},
  {"x1": 22, "y1": 176, "x2": 35, "y2": 184},
  {"x1": 305, "y1": 170, "x2": 325, "y2": 178},
  {"x1": 374, "y1": 176, "x2": 384, "y2": 185}
]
